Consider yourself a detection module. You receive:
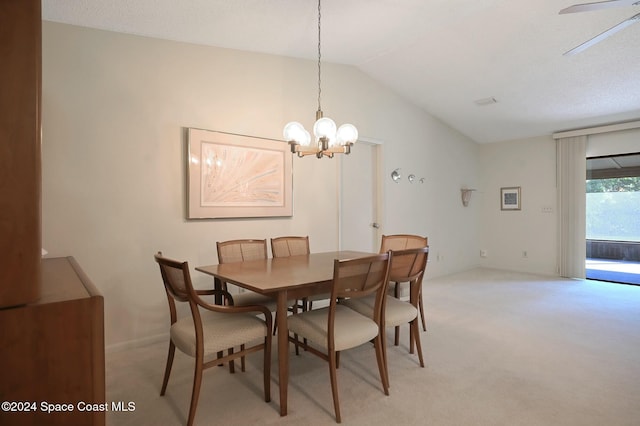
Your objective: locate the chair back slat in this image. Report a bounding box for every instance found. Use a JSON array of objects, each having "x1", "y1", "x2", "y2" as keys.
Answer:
[
  {"x1": 271, "y1": 236, "x2": 310, "y2": 257},
  {"x1": 379, "y1": 234, "x2": 428, "y2": 252},
  {"x1": 155, "y1": 252, "x2": 205, "y2": 328},
  {"x1": 331, "y1": 253, "x2": 391, "y2": 302},
  {"x1": 389, "y1": 246, "x2": 430, "y2": 283},
  {"x1": 155, "y1": 253, "x2": 191, "y2": 303},
  {"x1": 217, "y1": 239, "x2": 267, "y2": 264}
]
